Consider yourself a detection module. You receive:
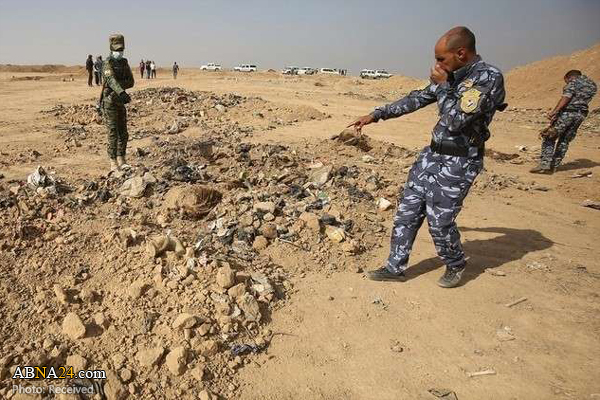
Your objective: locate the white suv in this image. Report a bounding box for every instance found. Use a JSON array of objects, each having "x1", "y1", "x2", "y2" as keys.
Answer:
[
  {"x1": 297, "y1": 67, "x2": 316, "y2": 75},
  {"x1": 361, "y1": 69, "x2": 392, "y2": 79},
  {"x1": 234, "y1": 64, "x2": 257, "y2": 72},
  {"x1": 282, "y1": 66, "x2": 299, "y2": 75},
  {"x1": 375, "y1": 69, "x2": 392, "y2": 79},
  {"x1": 319, "y1": 68, "x2": 339, "y2": 75},
  {"x1": 200, "y1": 63, "x2": 222, "y2": 71},
  {"x1": 360, "y1": 69, "x2": 378, "y2": 79}
]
